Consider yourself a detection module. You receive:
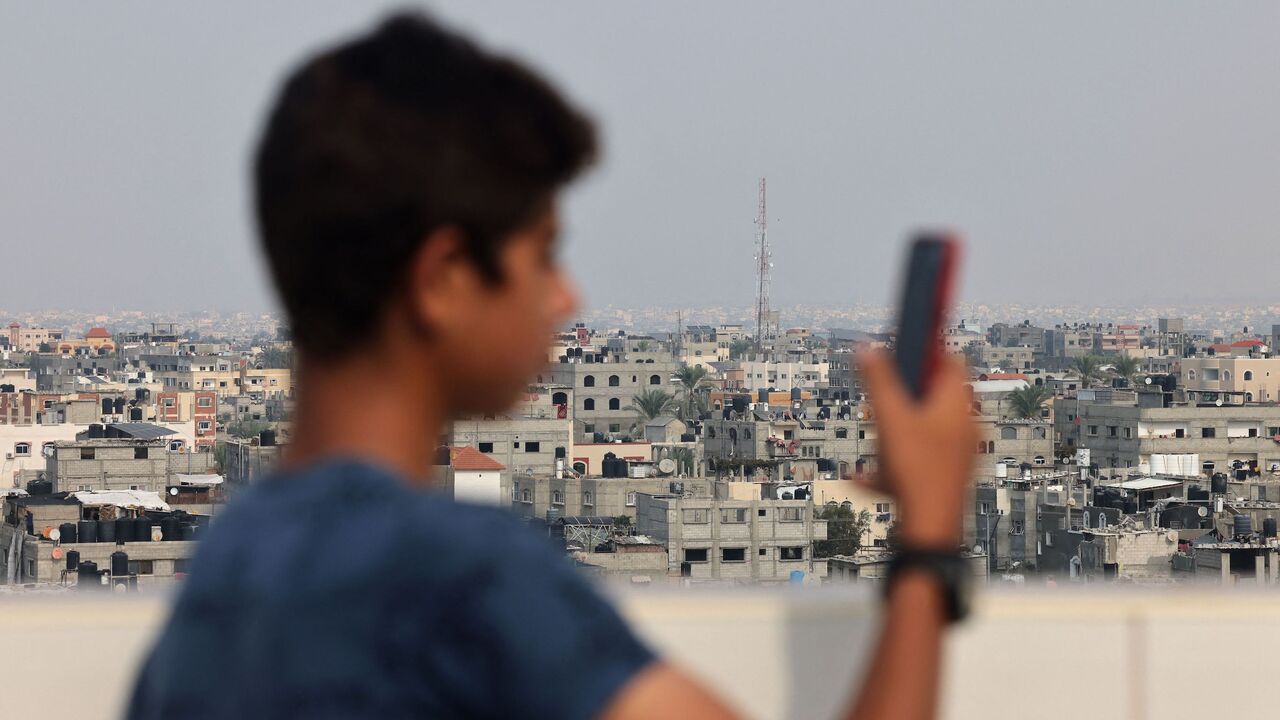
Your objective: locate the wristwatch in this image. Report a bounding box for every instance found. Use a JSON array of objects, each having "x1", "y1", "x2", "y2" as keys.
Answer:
[{"x1": 884, "y1": 549, "x2": 971, "y2": 624}]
